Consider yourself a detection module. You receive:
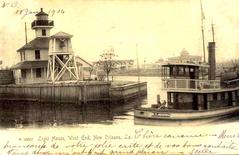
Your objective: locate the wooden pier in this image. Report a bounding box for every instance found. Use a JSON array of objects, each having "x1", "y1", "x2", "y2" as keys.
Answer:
[
  {"x1": 0, "y1": 81, "x2": 111, "y2": 104},
  {"x1": 0, "y1": 81, "x2": 147, "y2": 104}
]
